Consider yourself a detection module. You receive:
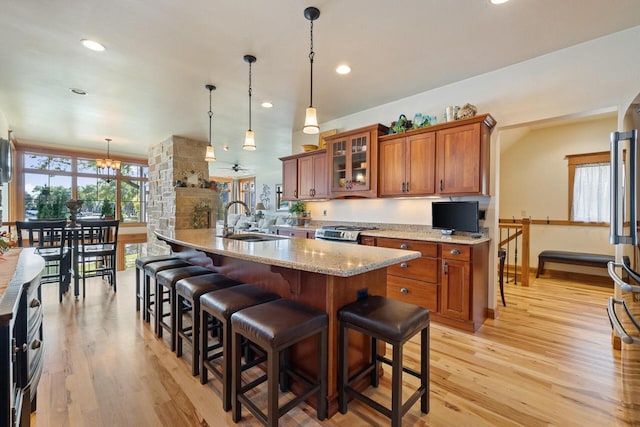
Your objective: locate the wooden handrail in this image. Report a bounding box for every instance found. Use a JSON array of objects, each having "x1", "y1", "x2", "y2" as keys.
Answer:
[{"x1": 498, "y1": 218, "x2": 530, "y2": 287}]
